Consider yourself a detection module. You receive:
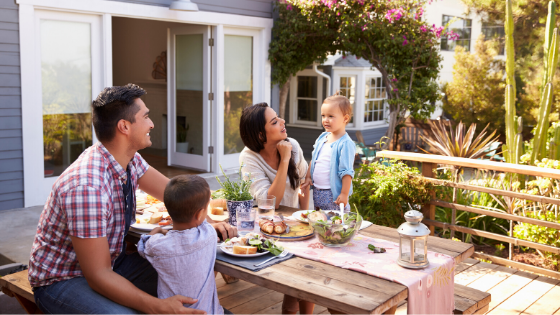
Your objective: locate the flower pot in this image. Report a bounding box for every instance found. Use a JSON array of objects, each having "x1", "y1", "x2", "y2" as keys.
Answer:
[
  {"x1": 176, "y1": 142, "x2": 189, "y2": 153},
  {"x1": 226, "y1": 199, "x2": 254, "y2": 226}
]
